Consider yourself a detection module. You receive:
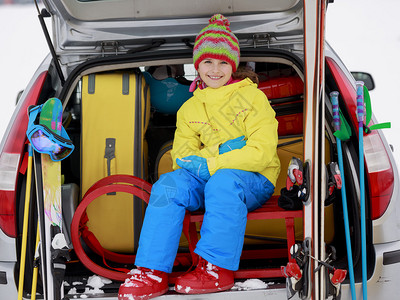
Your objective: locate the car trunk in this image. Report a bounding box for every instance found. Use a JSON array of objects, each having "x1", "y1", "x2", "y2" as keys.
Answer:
[{"x1": 56, "y1": 49, "x2": 305, "y2": 298}]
